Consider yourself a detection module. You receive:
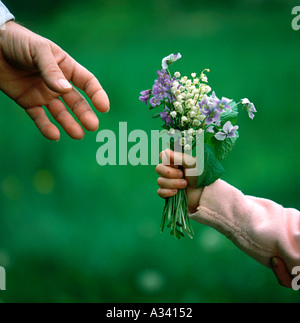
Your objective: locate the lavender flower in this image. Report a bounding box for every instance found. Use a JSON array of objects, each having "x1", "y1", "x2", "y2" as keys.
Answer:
[
  {"x1": 209, "y1": 92, "x2": 232, "y2": 112},
  {"x1": 139, "y1": 89, "x2": 151, "y2": 105},
  {"x1": 241, "y1": 98, "x2": 257, "y2": 119},
  {"x1": 162, "y1": 53, "x2": 182, "y2": 70},
  {"x1": 150, "y1": 97, "x2": 161, "y2": 108},
  {"x1": 215, "y1": 121, "x2": 239, "y2": 141},
  {"x1": 160, "y1": 109, "x2": 173, "y2": 125},
  {"x1": 198, "y1": 96, "x2": 220, "y2": 125},
  {"x1": 152, "y1": 80, "x2": 170, "y2": 101}
]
